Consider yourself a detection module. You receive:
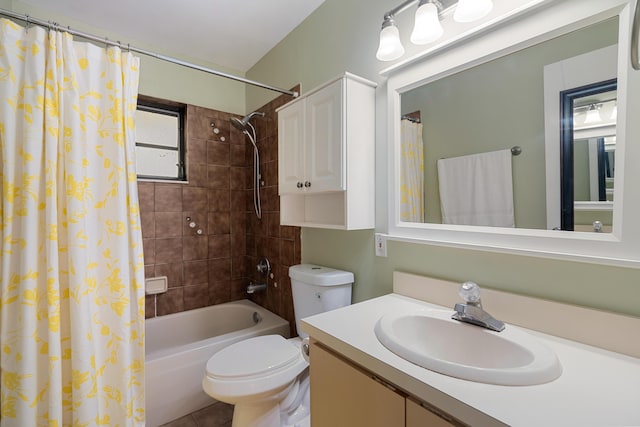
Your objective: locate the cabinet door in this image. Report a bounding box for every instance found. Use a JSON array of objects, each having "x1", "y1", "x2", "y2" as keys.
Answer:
[
  {"x1": 310, "y1": 343, "x2": 405, "y2": 427},
  {"x1": 406, "y1": 398, "x2": 457, "y2": 427},
  {"x1": 305, "y1": 79, "x2": 344, "y2": 192},
  {"x1": 278, "y1": 99, "x2": 306, "y2": 194}
]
